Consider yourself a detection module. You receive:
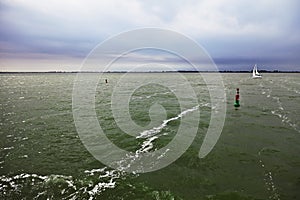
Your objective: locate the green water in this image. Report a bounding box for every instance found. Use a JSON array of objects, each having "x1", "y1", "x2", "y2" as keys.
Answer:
[{"x1": 0, "y1": 73, "x2": 299, "y2": 199}]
